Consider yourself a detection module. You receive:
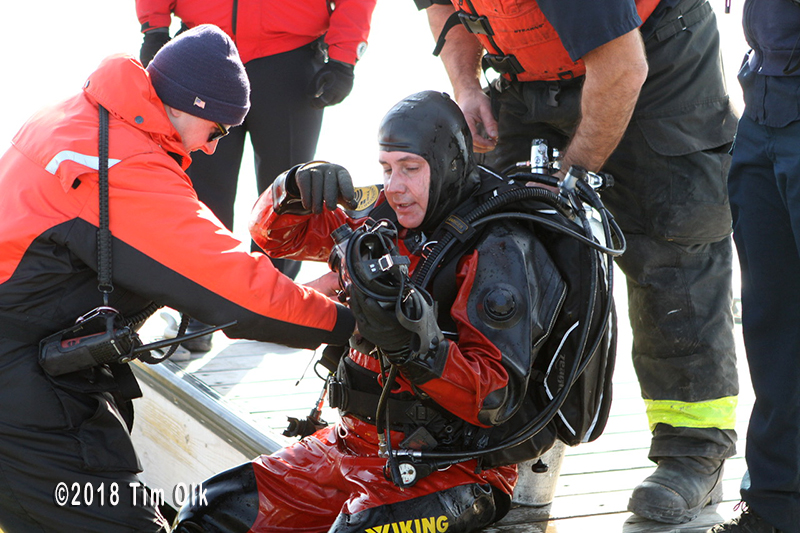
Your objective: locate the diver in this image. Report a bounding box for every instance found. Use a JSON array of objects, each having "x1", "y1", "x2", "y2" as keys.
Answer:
[{"x1": 173, "y1": 91, "x2": 619, "y2": 532}]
